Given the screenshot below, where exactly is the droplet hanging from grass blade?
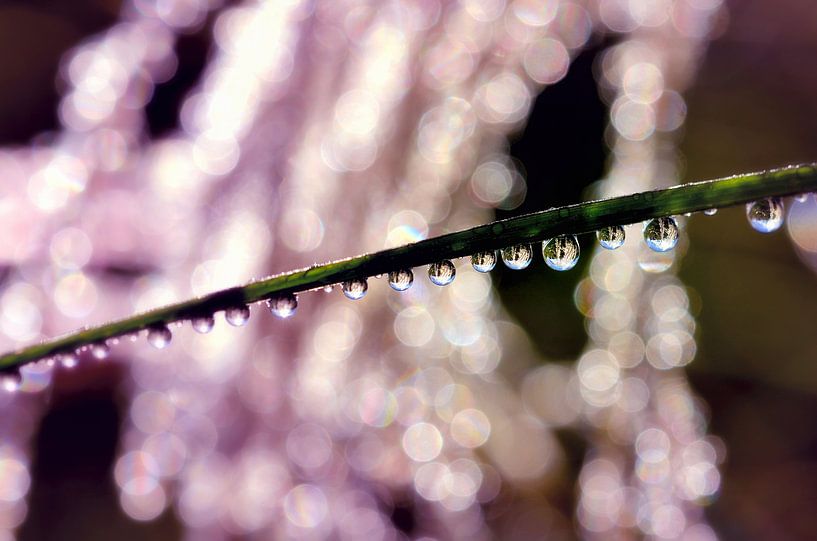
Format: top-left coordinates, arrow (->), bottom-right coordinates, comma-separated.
596,226 -> 625,250
388,269 -> 414,292
746,197 -> 784,233
191,315 -> 215,334
225,306 -> 251,326
342,278 -> 368,300
543,235 -> 580,271
644,217 -> 679,252
268,293 -> 298,318
471,251 -> 497,273
147,326 -> 172,349
90,343 -> 110,360
501,244 -> 532,270
428,261 -> 456,286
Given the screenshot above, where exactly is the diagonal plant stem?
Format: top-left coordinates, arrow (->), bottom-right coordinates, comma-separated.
2,163 -> 816,371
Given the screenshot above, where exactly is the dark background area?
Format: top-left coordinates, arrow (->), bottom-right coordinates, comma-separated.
2,0 -> 817,539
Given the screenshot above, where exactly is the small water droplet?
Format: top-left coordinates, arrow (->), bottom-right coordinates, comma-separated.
191,315 -> 215,334
471,251 -> 497,273
795,193 -> 809,203
1,373 -> 20,393
543,235 -> 580,271
342,278 -> 368,300
225,305 -> 251,326
501,244 -> 533,270
147,326 -> 172,349
704,208 -> 718,216
644,217 -> 679,252
428,260 -> 456,286
596,226 -> 625,250
388,269 -> 414,292
60,352 -> 79,368
323,284 -> 334,293
683,212 -> 692,218
90,343 -> 109,360
746,197 -> 784,233
268,293 -> 298,318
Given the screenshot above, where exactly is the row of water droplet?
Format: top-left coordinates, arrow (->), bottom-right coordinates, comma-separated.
0,196 -> 792,390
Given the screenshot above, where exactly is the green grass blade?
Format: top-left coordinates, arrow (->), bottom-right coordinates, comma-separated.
2,163 -> 815,370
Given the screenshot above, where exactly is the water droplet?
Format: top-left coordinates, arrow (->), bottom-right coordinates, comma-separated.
147,326 -> 172,349
60,352 -> 79,368
191,315 -> 215,334
501,244 -> 533,270
543,235 -> 580,271
644,217 -> 679,252
795,193 -> 809,203
596,226 -> 625,250
90,343 -> 110,360
471,251 -> 497,273
342,278 -> 368,300
1,373 -> 20,393
704,208 -> 718,216
323,285 -> 334,293
225,305 -> 251,326
388,269 -> 414,292
683,212 -> 693,217
746,197 -> 784,233
428,260 -> 456,286
268,293 -> 298,318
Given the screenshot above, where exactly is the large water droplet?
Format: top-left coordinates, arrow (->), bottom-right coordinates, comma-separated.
746,197 -> 784,233
428,260 -> 456,286
191,315 -> 215,334
60,352 -> 79,368
795,193 -> 809,203
704,208 -> 718,216
543,235 -> 580,271
225,305 -> 251,326
342,278 -> 368,300
147,326 -> 172,349
1,373 -> 20,393
388,269 -> 414,292
501,244 -> 532,270
471,251 -> 497,273
90,343 -> 110,360
644,217 -> 679,252
596,226 -> 625,250
268,293 -> 298,318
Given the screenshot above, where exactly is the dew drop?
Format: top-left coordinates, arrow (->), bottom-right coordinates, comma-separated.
795,193 -> 809,203
191,315 -> 215,334
471,251 -> 497,273
225,305 -> 251,326
704,208 -> 718,216
543,235 -> 580,271
342,278 -> 368,300
268,293 -> 298,318
388,269 -> 414,292
90,343 -> 110,360
501,244 -> 533,270
1,373 -> 20,393
746,197 -> 784,233
147,326 -> 172,349
596,226 -> 625,250
644,217 -> 679,252
428,260 -> 456,286
60,352 -> 79,368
